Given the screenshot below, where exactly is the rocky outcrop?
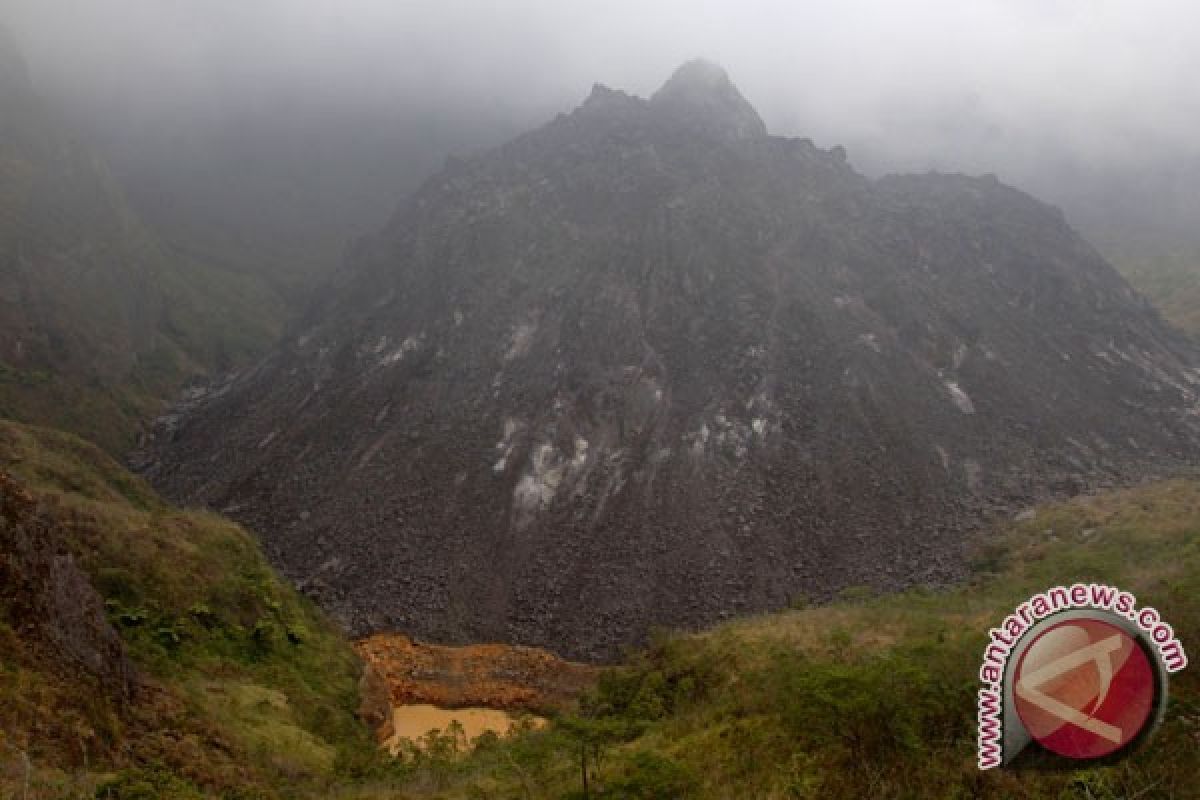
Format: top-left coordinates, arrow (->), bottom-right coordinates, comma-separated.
356,633 -> 597,714
649,59 -> 767,141
0,472 -> 135,700
143,62 -> 1200,660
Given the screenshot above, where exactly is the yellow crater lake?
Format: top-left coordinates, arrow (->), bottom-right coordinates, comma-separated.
384,704 -> 544,753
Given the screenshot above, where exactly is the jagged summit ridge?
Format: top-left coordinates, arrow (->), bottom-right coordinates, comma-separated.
581,81 -> 641,113
580,60 -> 767,142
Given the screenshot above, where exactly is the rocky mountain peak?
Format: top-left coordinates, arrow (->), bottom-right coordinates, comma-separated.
577,82 -> 645,120
584,82 -> 631,105
144,65 -> 1200,661
649,59 -> 766,140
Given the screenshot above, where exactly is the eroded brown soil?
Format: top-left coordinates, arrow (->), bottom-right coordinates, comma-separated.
355,632 -> 599,743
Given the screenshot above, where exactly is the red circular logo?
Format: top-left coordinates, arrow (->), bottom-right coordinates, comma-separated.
1013,617 -> 1156,759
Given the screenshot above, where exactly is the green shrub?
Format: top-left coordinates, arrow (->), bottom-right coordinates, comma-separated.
596,751 -> 697,799
93,763 -> 205,800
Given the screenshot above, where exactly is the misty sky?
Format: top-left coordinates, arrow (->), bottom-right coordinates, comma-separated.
4,0 -> 1198,236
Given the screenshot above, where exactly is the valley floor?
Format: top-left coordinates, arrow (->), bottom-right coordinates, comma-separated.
344,476 -> 1200,800
3,416 -> 1200,798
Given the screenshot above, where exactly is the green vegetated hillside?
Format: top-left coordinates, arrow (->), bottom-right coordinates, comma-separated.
0,419 -> 374,799
1078,216 -> 1200,339
1104,242 -> 1200,338
2,429 -> 1199,799
386,479 -> 1200,800
0,27 -> 286,454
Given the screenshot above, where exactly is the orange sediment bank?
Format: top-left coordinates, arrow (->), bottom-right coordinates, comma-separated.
355,633 -> 600,748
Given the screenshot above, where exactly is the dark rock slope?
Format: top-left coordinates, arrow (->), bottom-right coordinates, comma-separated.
143,61 -> 1200,659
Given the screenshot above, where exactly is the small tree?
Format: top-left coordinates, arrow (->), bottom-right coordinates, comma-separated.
557,714 -> 633,798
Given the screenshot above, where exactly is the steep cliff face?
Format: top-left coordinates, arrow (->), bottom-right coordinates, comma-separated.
0,25 -> 161,388
144,62 -> 1200,659
0,419 -> 371,793
0,27 -> 283,452
0,471 -> 135,701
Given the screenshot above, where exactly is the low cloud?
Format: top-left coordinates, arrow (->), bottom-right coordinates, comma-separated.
5,1 -> 1197,229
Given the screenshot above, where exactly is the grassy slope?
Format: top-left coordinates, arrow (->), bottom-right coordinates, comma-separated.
1094,236 -> 1200,337
0,419 -> 374,799
400,478 -> 1200,799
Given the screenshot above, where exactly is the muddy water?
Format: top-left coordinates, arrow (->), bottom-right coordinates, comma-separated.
357,633 -> 595,754
384,704 -> 545,752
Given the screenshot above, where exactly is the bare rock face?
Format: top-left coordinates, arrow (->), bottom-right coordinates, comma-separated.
649,59 -> 767,141
142,63 -> 1200,660
0,472 -> 135,699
